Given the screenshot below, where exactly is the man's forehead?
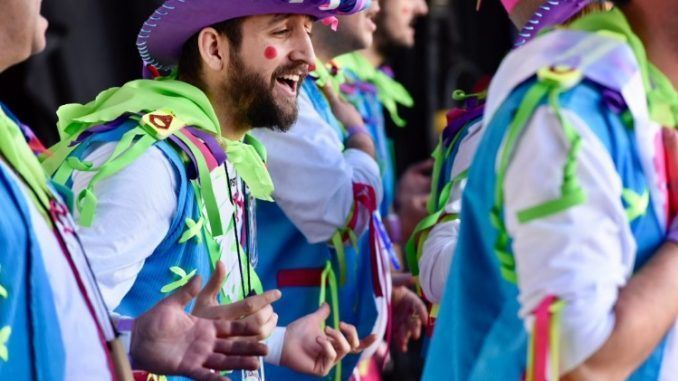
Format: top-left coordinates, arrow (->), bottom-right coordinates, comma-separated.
246,13 -> 315,26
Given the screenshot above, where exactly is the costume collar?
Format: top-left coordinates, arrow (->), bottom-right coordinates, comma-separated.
569,8 -> 677,127
334,52 -> 414,127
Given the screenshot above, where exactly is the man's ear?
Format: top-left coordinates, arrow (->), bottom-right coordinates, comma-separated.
197,27 -> 230,72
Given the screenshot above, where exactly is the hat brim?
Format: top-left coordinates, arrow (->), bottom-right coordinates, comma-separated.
138,0 -> 365,70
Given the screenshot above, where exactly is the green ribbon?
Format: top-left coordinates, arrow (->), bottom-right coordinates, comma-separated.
335,52 -> 414,127
54,77 -> 274,202
568,8 -> 678,128
0,108 -> 52,219
218,134 -> 274,202
310,59 -> 346,96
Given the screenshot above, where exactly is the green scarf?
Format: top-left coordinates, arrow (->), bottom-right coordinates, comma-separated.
569,8 -> 678,128
0,108 -> 52,218
334,52 -> 414,127
56,77 -> 274,200
310,58 -> 346,96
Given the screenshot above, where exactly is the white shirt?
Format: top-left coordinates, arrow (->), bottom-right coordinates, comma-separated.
1,160 -> 111,380
252,89 -> 383,243
418,119 -> 483,303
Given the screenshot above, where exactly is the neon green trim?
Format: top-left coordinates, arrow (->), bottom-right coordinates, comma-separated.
549,300 -> 566,381
310,59 -> 345,96
0,108 -> 52,216
622,188 -> 649,222
160,266 -> 197,293
427,142 -> 444,213
179,217 -> 205,244
0,326 -> 11,362
318,260 -> 341,381
330,231 -> 348,286
217,135 -> 274,202
335,52 -> 414,127
175,132 -> 225,237
76,133 -> 156,227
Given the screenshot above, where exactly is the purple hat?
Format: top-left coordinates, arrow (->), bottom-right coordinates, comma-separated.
137,0 -> 369,72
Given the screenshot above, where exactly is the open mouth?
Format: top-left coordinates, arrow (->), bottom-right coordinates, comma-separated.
275,73 -> 301,96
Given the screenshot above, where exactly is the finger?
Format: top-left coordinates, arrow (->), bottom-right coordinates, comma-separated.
214,338 -> 268,357
188,368 -> 230,381
249,312 -> 278,340
355,333 -> 378,352
196,261 -> 226,307
315,336 -> 337,375
224,290 -> 282,320
408,317 -> 422,341
398,330 -> 411,352
310,303 -> 331,323
391,273 -> 416,288
325,326 -> 351,359
203,354 -> 261,371
320,83 -> 339,104
338,322 -> 360,349
164,275 -> 202,308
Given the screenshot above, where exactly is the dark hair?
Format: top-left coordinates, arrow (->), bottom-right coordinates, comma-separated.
177,18 -> 244,87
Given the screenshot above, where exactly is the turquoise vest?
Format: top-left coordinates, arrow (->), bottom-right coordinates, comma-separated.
423,54 -> 668,381
256,79 -> 381,381
0,103 -> 67,380
47,116 -> 259,381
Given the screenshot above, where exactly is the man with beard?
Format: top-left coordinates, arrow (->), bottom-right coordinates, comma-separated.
335,0 -> 430,250
422,0 -> 678,379
0,0 -> 287,379
41,1 -> 376,380
252,2 -> 427,380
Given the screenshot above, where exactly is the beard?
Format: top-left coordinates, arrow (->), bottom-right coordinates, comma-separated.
226,51 -> 305,132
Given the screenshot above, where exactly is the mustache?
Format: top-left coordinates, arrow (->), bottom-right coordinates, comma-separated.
272,62 -> 310,80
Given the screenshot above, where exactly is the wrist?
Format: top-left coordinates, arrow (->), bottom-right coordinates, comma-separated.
346,125 -> 369,139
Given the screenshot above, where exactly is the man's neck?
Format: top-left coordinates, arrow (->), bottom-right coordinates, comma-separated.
623,4 -> 678,88
208,93 -> 248,141
360,44 -> 385,68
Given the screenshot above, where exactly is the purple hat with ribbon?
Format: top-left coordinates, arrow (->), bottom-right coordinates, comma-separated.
137,0 -> 369,73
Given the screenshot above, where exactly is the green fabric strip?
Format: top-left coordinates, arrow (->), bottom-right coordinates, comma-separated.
335,52 -> 414,127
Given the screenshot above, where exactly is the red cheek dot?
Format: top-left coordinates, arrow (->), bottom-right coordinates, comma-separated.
264,46 -> 278,60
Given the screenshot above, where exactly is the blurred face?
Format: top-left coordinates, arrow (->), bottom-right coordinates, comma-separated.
0,0 -> 48,71
217,14 -> 316,130
376,0 -> 428,48
335,0 -> 382,51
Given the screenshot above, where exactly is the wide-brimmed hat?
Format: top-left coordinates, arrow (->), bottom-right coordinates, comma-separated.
137,0 -> 369,73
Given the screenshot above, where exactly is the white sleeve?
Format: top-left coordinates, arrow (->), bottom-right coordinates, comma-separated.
72,142 -> 178,311
252,92 -> 382,244
419,219 -> 458,303
504,106 -> 636,374
263,326 -> 287,365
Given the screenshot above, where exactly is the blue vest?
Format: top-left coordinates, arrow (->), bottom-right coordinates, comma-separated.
0,103 -> 66,380
423,77 -> 667,380
256,79 -> 380,381
51,118 -> 255,381
342,69 -> 396,219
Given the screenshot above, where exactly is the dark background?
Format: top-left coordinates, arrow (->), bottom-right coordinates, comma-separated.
0,0 -> 512,175
0,2 -> 512,378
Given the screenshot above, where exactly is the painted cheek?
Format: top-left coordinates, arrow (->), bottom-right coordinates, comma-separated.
264,46 -> 278,60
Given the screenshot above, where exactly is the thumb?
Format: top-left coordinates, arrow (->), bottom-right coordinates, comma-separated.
165,275 -> 202,308
311,303 -> 332,323
196,261 -> 226,305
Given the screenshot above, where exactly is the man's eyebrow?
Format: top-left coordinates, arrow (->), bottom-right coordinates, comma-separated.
267,14 -> 292,26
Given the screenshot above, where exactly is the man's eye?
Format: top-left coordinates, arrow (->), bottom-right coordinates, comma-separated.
273,29 -> 290,35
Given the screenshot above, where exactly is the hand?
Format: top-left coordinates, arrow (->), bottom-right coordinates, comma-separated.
391,286 -> 428,353
192,261 -> 280,340
131,275 -> 268,381
321,83 -> 365,129
280,304 -> 378,376
397,159 -> 433,239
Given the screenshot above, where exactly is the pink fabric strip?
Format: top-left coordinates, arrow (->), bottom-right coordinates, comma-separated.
533,295 -> 556,381
180,129 -> 218,171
